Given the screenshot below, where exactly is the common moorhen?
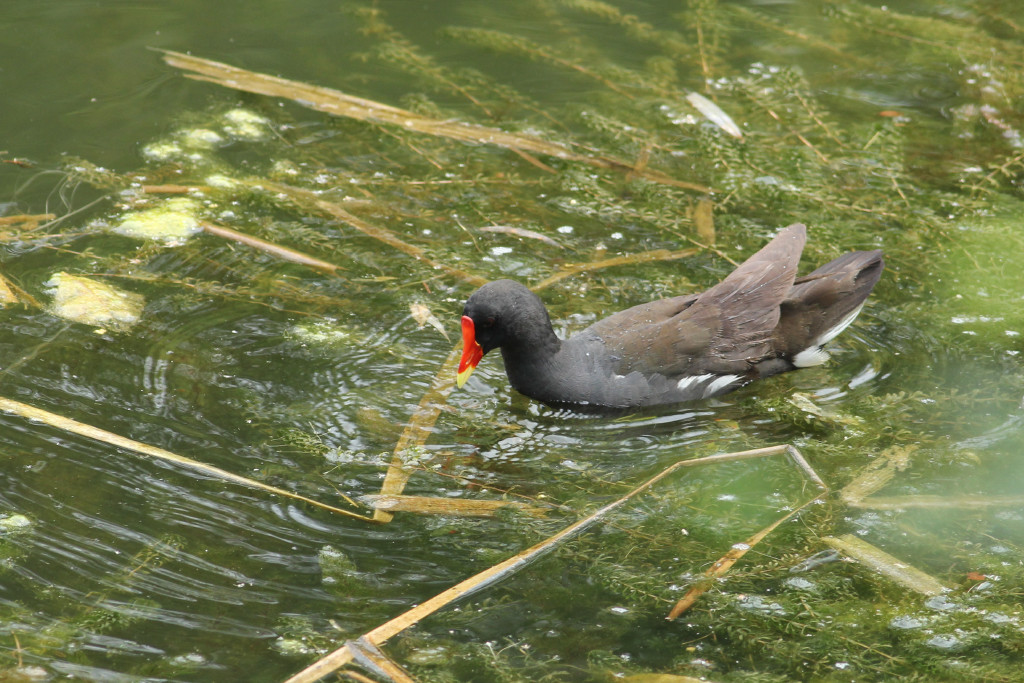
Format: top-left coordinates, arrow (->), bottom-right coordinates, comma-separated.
457,224 -> 883,409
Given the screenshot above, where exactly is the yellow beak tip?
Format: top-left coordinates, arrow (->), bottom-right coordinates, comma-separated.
456,367 -> 474,388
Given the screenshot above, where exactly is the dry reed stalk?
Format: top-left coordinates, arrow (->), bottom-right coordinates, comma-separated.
141,184 -> 202,194
361,494 -> 548,518
0,213 -> 57,227
159,50 -> 711,192
0,396 -> 374,523
200,221 -> 343,274
532,248 -> 699,290
849,495 -> 1024,510
374,345 -> 461,522
345,638 -> 417,683
261,182 -> 488,287
285,445 -> 815,682
839,445 -> 916,505
666,492 -> 825,620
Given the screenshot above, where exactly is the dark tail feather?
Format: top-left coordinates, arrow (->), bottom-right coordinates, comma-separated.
775,250 -> 884,366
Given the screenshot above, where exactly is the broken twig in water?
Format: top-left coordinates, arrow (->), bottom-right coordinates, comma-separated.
849,494 -> 1024,510
262,181 -> 488,287
158,50 -> 711,192
0,396 -> 375,523
374,345 -> 461,523
667,492 -> 825,620
285,444 -> 818,682
360,494 -> 549,518
338,669 -> 381,683
345,638 -> 416,683
0,213 -> 57,229
532,248 -> 699,290
665,444 -> 828,619
479,224 -> 564,249
200,221 -> 344,275
141,184 -> 204,194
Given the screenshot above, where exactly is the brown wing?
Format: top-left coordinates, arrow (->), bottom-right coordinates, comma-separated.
586,224 -> 807,377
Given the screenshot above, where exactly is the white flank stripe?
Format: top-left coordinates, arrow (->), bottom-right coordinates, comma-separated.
704,374 -> 742,398
677,373 -> 714,392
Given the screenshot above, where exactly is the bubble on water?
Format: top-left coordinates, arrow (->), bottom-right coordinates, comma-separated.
926,634 -> 965,651
925,595 -> 960,612
889,615 -> 928,630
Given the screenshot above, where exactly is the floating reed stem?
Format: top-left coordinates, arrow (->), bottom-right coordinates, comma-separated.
0,397 -> 374,523
286,444 -> 822,682
159,50 -> 711,192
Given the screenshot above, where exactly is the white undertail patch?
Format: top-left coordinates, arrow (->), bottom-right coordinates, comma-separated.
792,303 -> 866,368
792,346 -> 832,368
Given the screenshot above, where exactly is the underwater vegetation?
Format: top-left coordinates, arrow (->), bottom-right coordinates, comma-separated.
1,1 -> 1024,681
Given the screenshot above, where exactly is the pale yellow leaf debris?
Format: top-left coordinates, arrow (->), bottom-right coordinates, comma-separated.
686,92 -> 743,139
410,303 -> 450,340
0,274 -> 17,306
46,272 -> 144,331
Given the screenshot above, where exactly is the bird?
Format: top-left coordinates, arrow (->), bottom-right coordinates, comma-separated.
456,224 -> 883,410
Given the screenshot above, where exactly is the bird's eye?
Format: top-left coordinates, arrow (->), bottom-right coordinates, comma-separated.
483,316 -> 496,328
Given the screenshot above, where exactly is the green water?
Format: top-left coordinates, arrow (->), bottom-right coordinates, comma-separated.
2,1 -> 1023,681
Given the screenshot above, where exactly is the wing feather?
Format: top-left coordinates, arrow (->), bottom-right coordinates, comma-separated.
582,224 -> 806,377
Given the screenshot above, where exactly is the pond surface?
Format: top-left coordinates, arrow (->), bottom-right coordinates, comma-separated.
2,1 -> 1023,681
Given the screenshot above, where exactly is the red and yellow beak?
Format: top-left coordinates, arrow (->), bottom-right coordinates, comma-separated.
457,315 -> 483,388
